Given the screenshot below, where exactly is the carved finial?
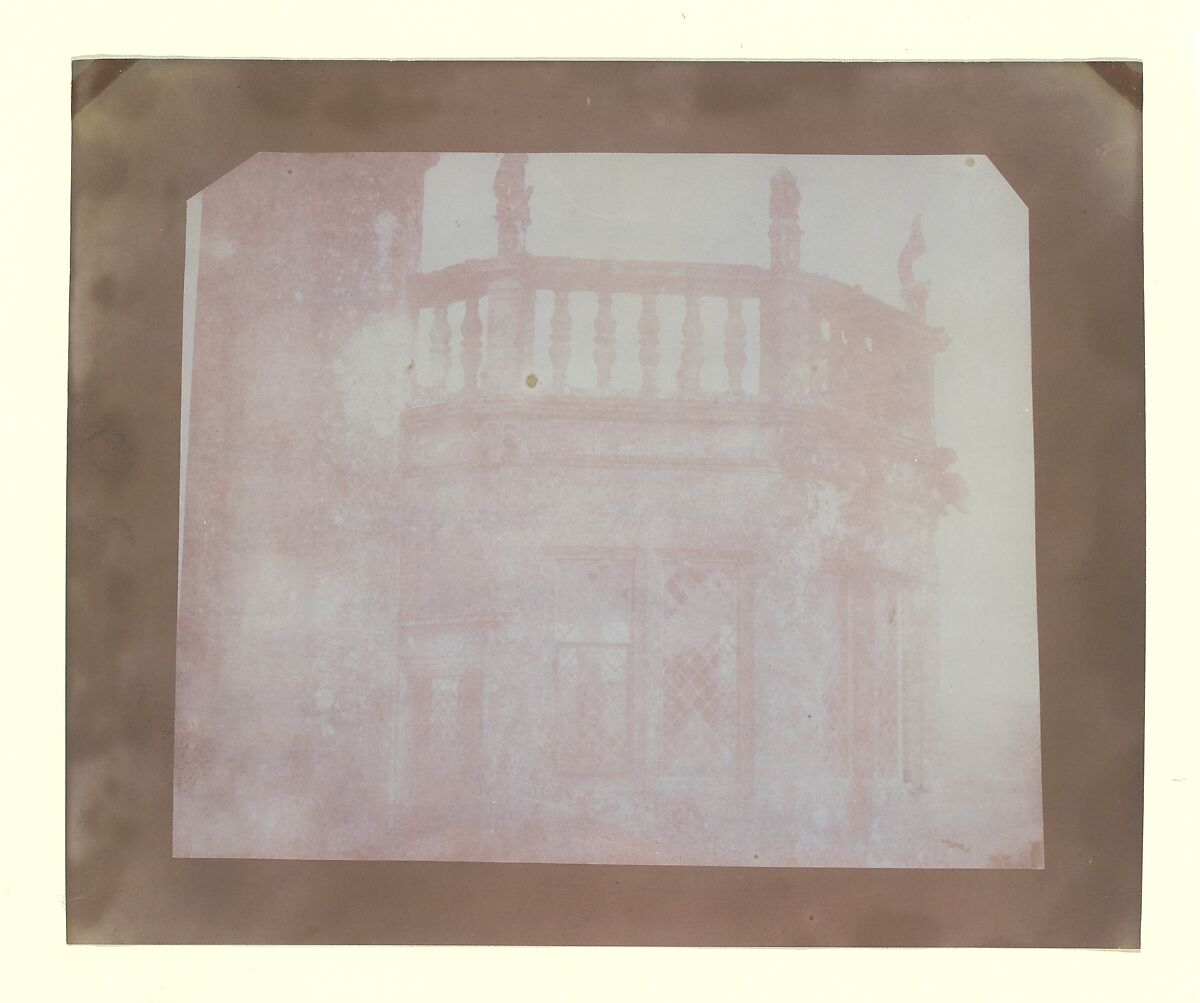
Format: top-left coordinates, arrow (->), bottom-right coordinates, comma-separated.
494,153 -> 532,258
769,167 -> 802,272
898,212 -> 931,321
770,167 -> 800,220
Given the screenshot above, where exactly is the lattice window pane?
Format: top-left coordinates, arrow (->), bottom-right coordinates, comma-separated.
827,581 -> 907,782
661,563 -> 738,777
556,644 -> 629,776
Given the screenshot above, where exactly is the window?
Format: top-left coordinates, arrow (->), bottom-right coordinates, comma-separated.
553,556 -> 635,776
659,559 -> 741,779
549,549 -> 752,785
825,579 -> 905,782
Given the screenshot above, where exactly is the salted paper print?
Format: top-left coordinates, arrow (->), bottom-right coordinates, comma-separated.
174,153 -> 1042,868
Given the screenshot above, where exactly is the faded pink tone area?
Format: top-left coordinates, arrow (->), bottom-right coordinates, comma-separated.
174,153 -> 1043,867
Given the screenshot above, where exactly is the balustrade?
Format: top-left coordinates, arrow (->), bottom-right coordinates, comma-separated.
403,160 -> 934,409
424,302 -> 451,399
548,289 -> 572,389
724,296 -> 748,395
460,297 -> 483,395
637,293 -> 660,395
409,257 -> 766,403
678,293 -> 704,394
592,289 -> 617,390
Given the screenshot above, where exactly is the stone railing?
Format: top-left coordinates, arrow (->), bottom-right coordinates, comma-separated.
407,255 -> 770,401
401,158 -> 943,414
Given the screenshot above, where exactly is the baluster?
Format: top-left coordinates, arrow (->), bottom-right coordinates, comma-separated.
460,296 -> 483,395
549,289 -> 572,389
724,296 -> 748,395
593,290 -> 617,390
427,302 -> 451,395
403,304 -> 420,401
638,293 -> 661,395
679,293 -> 703,394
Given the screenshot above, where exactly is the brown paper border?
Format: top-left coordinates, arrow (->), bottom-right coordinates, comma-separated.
66,59 -> 1144,946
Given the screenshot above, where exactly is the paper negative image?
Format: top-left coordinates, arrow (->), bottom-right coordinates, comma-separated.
173,153 -> 1043,867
